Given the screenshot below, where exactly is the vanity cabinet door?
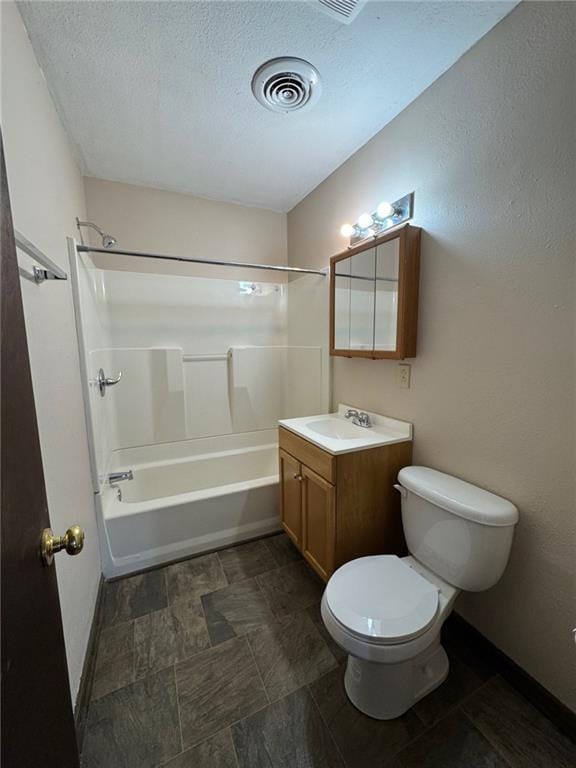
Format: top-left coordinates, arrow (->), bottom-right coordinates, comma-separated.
279,449 -> 303,546
301,466 -> 335,581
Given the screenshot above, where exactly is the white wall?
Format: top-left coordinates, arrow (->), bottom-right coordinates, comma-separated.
288,2 -> 576,710
0,2 -> 101,705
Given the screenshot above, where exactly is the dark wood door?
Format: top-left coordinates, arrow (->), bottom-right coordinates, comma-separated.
1,135 -> 80,766
279,448 -> 302,547
301,465 -> 335,582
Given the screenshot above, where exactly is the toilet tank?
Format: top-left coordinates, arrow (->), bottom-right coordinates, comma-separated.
397,467 -> 519,592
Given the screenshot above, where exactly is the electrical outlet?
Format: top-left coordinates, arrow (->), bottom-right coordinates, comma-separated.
398,363 -> 411,389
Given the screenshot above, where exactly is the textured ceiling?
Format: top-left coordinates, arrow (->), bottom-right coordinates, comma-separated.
18,0 -> 518,211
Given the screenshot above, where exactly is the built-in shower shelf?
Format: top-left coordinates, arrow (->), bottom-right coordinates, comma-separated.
183,353 -> 229,362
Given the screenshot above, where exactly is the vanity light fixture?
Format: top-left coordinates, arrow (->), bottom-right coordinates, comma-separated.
339,192 -> 414,246
340,223 -> 356,238
376,201 -> 395,219
357,212 -> 374,230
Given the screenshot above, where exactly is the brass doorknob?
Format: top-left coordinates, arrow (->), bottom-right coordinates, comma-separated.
41,525 -> 85,566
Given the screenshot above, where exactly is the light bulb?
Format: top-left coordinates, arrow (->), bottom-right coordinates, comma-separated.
340,223 -> 355,238
357,212 -> 373,229
377,201 -> 395,219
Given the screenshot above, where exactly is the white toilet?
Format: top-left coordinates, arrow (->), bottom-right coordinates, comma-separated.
321,466 -> 519,720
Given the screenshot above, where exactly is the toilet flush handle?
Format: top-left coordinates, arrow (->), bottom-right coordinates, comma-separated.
393,483 -> 407,498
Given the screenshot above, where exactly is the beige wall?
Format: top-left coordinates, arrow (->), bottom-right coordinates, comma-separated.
289,2 -> 576,710
0,2 -> 101,704
84,177 -> 287,282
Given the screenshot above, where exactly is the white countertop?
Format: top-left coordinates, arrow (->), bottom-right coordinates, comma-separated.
279,404 -> 412,455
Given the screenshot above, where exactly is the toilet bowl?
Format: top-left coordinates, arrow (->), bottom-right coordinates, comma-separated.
321,466 -> 518,720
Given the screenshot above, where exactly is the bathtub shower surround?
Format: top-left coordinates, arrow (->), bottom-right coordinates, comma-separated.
100,269 -> 325,448
70,247 -> 329,576
108,347 -> 187,447
229,345 -> 323,432
105,433 -> 279,574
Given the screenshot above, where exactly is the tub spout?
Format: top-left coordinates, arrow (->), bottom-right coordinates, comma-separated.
108,470 -> 134,484
108,470 -> 133,501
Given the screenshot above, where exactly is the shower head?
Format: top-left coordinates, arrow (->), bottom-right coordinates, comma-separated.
76,218 -> 117,249
101,233 -> 117,249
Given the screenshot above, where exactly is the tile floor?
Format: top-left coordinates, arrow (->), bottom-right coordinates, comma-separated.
81,534 -> 576,768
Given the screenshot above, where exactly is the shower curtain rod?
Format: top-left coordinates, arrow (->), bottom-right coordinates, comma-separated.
76,244 -> 327,276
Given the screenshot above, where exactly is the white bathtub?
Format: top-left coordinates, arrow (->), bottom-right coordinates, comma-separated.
100,430 -> 280,578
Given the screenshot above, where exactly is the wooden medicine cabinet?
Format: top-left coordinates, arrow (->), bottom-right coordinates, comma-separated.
330,223 -> 421,359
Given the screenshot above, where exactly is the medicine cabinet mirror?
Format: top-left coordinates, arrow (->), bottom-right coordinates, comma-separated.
330,223 -> 421,359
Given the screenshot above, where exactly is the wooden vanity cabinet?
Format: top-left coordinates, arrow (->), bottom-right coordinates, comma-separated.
279,449 -> 303,547
279,426 -> 412,581
301,465 -> 336,581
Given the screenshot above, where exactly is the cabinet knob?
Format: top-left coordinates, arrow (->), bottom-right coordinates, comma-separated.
293,474 -> 303,482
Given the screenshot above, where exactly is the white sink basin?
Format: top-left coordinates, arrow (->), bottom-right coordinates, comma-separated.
307,418 -> 366,440
279,405 -> 412,455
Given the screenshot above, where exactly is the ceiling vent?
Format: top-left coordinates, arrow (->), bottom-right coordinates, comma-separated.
316,0 -> 367,24
251,58 -> 321,113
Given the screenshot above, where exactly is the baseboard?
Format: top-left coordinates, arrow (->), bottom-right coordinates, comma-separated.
74,576 -> 105,754
445,613 -> 576,743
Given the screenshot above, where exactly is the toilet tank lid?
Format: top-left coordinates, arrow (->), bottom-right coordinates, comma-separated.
398,466 -> 519,527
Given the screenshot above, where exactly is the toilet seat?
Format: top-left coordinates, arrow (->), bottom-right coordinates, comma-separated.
325,555 -> 439,645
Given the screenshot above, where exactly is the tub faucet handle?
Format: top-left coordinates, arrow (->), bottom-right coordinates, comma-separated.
97,368 -> 122,397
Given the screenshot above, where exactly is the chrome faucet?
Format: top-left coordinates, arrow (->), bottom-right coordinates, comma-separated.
344,409 -> 372,428
108,470 -> 133,501
108,470 -> 134,484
